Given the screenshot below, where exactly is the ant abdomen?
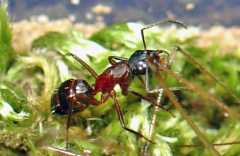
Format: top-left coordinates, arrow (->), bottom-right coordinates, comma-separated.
51,79 -> 97,115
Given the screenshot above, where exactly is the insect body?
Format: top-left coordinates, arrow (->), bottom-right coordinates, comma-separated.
50,20 -> 189,155
51,79 -> 98,115
51,53 -> 162,150
94,61 -> 132,96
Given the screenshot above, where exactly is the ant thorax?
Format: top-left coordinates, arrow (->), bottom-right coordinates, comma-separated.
94,62 -> 132,94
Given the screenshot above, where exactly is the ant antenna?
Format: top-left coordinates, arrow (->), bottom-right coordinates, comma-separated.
141,19 -> 187,51
67,53 -> 98,79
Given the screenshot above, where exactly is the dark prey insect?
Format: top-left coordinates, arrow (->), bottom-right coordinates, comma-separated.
50,19 -> 240,156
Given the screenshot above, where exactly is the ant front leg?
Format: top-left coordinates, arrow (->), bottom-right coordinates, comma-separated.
110,90 -> 153,143
128,88 -> 175,117
141,89 -> 164,156
66,105 -> 72,149
139,19 -> 187,115
118,79 -> 174,116
160,62 -> 238,118
173,45 -> 240,104
156,74 -> 221,156
141,48 -> 185,155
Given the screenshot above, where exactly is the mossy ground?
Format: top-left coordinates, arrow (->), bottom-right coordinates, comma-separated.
1,3 -> 240,156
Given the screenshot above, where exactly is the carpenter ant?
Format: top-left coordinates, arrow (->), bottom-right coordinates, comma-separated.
50,19 -> 240,156
51,20 -> 187,150
51,48 -> 173,149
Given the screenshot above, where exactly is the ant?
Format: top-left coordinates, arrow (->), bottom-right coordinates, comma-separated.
51,19 -> 184,155
50,19 -> 240,156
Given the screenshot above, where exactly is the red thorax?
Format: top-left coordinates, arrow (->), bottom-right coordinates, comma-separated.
93,62 -> 132,95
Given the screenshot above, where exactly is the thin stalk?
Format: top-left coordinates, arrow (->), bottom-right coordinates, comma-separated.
157,74 -> 220,156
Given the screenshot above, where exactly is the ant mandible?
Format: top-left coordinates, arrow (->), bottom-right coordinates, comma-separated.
51,19 -> 240,156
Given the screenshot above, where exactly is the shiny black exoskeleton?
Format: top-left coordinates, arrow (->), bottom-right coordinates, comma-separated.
51,79 -> 99,115
128,50 -> 168,76
128,50 -> 147,75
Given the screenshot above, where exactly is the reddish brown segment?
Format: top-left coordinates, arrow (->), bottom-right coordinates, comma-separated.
51,79 -> 99,115
94,62 -> 132,96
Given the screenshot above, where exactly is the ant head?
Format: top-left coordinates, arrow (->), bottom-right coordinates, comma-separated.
128,50 -> 160,76
128,49 -> 170,76
128,50 -> 147,76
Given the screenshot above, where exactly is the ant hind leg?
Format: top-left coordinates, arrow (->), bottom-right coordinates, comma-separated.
173,45 -> 240,105
110,90 -> 154,143
66,105 -> 73,149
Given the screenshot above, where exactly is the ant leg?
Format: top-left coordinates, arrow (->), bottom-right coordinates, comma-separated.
146,51 -> 237,118
68,53 -> 98,79
138,76 -> 186,92
142,89 -> 164,156
128,89 -> 175,117
100,93 -> 110,104
156,74 -> 221,156
140,21 -> 188,153
44,146 -> 84,156
168,46 -> 179,67
152,66 -> 240,151
173,46 -> 240,104
146,87 -> 187,94
108,56 -> 128,65
66,104 -> 73,149
160,67 -> 238,118
110,90 -> 153,143
141,19 -> 187,50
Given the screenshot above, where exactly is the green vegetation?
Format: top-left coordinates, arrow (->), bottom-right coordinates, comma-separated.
1,4 -> 240,156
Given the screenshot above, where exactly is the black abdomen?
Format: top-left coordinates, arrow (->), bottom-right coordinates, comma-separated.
51,79 -> 95,115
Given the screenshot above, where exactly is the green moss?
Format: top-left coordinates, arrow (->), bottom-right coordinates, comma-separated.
1,2 -> 240,156
0,3 -> 14,73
